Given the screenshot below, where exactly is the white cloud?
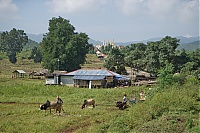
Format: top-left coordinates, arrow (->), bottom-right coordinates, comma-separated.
145,0 -> 179,19
115,0 -> 146,15
115,0 -> 199,21
0,0 -> 18,21
113,0 -> 199,39
45,0 -> 199,22
178,0 -> 199,21
45,0 -> 109,14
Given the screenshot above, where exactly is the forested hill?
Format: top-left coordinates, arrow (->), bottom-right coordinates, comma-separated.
26,33 -> 199,51
177,41 -> 200,51
24,39 -> 39,50
27,33 -> 43,43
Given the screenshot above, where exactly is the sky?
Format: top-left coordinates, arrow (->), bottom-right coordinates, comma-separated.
0,0 -> 199,42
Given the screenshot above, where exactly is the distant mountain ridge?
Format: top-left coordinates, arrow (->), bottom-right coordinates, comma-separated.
27,33 -> 44,43
114,36 -> 199,46
27,33 -> 199,51
177,41 -> 200,51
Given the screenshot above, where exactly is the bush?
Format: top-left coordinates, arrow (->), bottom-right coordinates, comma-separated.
107,115 -> 131,133
184,75 -> 200,86
157,63 -> 174,89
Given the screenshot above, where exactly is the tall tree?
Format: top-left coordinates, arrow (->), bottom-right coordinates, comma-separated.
145,41 -> 160,75
124,43 -> 146,72
29,46 -> 42,63
104,47 -> 127,75
174,49 -> 189,71
100,44 -> 113,54
180,48 -> 200,77
158,36 -> 180,67
0,28 -> 28,63
40,16 -> 89,72
144,36 -> 180,75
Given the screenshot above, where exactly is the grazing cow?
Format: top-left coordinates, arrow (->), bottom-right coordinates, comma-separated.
81,99 -> 95,109
40,100 -> 62,113
115,101 -> 127,110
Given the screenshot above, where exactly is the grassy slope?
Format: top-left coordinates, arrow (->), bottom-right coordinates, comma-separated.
0,55 -> 199,133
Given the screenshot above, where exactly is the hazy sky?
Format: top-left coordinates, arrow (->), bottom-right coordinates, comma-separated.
0,0 -> 199,42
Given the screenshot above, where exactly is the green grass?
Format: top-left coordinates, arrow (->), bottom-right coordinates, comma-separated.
0,77 -> 199,133
0,78 -> 133,132
0,57 -> 199,132
82,54 -> 104,68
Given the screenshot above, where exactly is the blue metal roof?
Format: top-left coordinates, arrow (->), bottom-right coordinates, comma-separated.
73,75 -> 105,80
115,75 -> 130,80
65,69 -> 128,81
66,69 -> 120,76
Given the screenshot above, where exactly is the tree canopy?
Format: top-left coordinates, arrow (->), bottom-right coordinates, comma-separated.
104,47 -> 127,75
104,36 -> 199,78
0,28 -> 28,63
40,16 -> 90,72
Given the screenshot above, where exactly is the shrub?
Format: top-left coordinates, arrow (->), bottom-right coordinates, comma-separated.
184,75 -> 199,86
107,115 -> 131,133
157,63 -> 174,89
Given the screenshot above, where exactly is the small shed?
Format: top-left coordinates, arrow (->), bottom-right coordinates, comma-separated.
12,70 -> 26,78
45,70 -> 68,85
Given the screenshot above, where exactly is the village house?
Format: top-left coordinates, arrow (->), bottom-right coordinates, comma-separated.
45,69 -> 130,88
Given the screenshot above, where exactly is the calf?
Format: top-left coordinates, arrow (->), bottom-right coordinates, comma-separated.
40,100 -> 62,113
81,99 -> 95,109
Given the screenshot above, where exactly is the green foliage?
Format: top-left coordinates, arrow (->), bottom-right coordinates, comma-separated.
177,41 -> 200,51
96,123 -> 110,133
146,36 -> 180,74
100,44 -> 113,54
144,41 -> 160,75
157,63 -> 175,89
0,50 -> 199,133
122,36 -> 182,76
124,43 -> 146,71
174,49 -> 189,70
40,16 -> 89,72
172,73 -> 186,85
107,115 -> 131,133
121,36 -> 199,77
87,44 -> 95,54
104,47 -> 127,75
157,62 -> 199,91
23,39 -> 39,50
0,59 -> 199,133
185,49 -> 200,74
29,46 -> 42,63
0,28 -> 28,64
0,52 -> 7,60
184,75 -> 200,87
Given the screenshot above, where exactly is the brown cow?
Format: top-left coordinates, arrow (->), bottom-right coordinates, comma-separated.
81,99 -> 95,109
40,100 -> 63,113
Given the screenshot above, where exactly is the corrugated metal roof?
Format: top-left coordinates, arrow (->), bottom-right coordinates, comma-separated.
115,75 -> 130,80
73,75 -> 105,80
13,70 -> 26,73
66,69 -> 120,76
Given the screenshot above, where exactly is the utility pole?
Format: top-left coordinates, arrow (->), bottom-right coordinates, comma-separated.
58,59 -> 60,70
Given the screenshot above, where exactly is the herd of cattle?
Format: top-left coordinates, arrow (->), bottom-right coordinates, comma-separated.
39,96 -> 133,114
39,97 -> 96,114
